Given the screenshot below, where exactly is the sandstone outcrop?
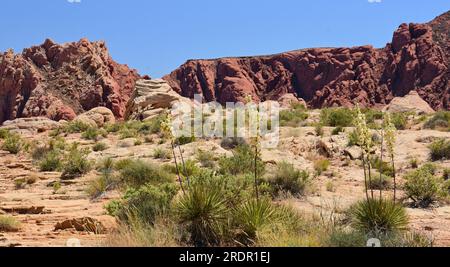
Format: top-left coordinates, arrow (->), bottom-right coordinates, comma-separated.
74,107 -> 116,128
383,91 -> 435,114
0,38 -> 141,124
125,79 -> 189,120
164,11 -> 449,111
0,117 -> 60,136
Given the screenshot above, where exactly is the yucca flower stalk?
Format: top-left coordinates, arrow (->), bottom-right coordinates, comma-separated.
246,95 -> 262,201
161,114 -> 185,194
354,105 -> 374,200
383,112 -> 397,202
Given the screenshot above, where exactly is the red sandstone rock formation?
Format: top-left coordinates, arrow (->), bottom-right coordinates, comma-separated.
0,38 -> 141,124
164,11 -> 449,110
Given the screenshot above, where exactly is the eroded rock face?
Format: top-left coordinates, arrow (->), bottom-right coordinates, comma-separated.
0,117 -> 60,136
164,12 -> 449,111
0,38 -> 141,124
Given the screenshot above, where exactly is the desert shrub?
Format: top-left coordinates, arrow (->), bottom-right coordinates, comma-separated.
196,149 -> 216,168
81,127 -> 100,140
326,181 -> 336,192
119,160 -> 173,188
314,158 -> 330,175
176,179 -> 229,246
429,138 -> 450,161
315,123 -> 324,137
0,129 -> 10,139
363,109 -> 384,124
279,105 -> 309,127
61,144 -> 92,180
180,160 -> 200,178
349,198 -> 409,234
391,112 -> 408,130
369,173 -> 392,190
109,183 -> 178,225
332,126 -> 344,136
153,148 -> 172,160
0,215 -> 21,232
409,157 -> 419,169
105,123 -> 122,133
320,108 -> 355,127
326,229 -> 368,247
370,156 -> 394,177
87,158 -> 118,199
175,136 -> 196,146
114,158 -> 134,171
1,133 -> 23,154
424,111 -> 450,130
119,127 -> 139,139
14,178 -> 26,189
269,162 -> 310,196
63,120 -> 90,133
443,168 -> 450,180
93,142 -> 108,152
347,130 -> 359,147
39,150 -> 62,172
220,137 -> 247,150
219,144 -> 264,176
404,165 -> 447,207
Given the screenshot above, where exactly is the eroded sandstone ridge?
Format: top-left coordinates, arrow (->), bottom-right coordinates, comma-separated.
164,11 -> 449,110
0,38 -> 141,124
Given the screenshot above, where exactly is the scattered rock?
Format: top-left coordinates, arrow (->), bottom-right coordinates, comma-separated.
344,146 -> 363,160
1,206 -> 45,215
1,117 -> 60,136
74,107 -> 115,128
278,94 -> 307,109
117,138 -> 137,148
54,217 -> 106,234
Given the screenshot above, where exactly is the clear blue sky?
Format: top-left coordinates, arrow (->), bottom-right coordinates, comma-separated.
0,0 -> 448,78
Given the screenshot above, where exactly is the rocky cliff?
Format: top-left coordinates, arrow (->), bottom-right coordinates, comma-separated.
0,38 -> 141,124
164,11 -> 449,110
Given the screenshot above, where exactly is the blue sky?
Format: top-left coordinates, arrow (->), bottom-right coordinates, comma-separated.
0,0 -> 448,78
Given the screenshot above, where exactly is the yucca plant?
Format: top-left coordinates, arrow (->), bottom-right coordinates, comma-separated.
350,198 -> 409,234
176,181 -> 229,246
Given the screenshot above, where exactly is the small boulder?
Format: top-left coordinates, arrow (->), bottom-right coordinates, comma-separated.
383,91 -> 435,115
1,117 -> 60,136
74,107 -> 115,128
278,94 -> 307,109
54,217 -> 106,234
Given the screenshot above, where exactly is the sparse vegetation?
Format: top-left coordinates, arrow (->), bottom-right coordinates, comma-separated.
1,133 -> 23,154
404,164 -> 447,207
320,108 -> 355,127
332,126 -> 344,135
0,215 -> 21,232
93,142 -> 108,152
196,149 -> 216,168
153,148 -> 172,160
219,144 -> 264,176
279,104 -> 309,127
269,161 -> 311,196
424,111 -> 450,131
429,138 -> 450,161
118,160 -> 173,188
314,158 -> 330,176
39,150 -> 62,172
61,144 -> 92,180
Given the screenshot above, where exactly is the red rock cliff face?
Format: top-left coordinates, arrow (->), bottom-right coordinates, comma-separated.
0,38 -> 141,124
164,12 -> 449,110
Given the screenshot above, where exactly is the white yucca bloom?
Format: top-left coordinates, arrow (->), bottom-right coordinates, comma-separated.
354,105 -> 372,153
383,112 -> 396,156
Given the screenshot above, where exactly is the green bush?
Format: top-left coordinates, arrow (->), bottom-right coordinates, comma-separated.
429,138 -> 450,161
220,137 -> 247,150
424,111 -> 450,130
349,198 -> 409,234
332,126 -> 344,135
153,148 -> 172,160
119,160 -> 173,188
119,127 -> 139,139
443,168 -> 450,180
63,120 -> 91,133
87,158 -> 117,199
370,156 -> 394,177
314,158 -> 330,175
39,150 -> 62,172
81,127 -> 100,140
109,183 -> 178,225
0,215 -> 21,232
219,145 -> 265,176
196,149 -> 216,168
369,173 -> 392,190
0,129 -> 10,139
176,179 -> 228,246
269,162 -> 310,196
1,133 -> 23,154
320,108 -> 355,127
61,144 -> 92,180
279,105 -> 309,127
93,142 -> 108,152
404,165 -> 447,207
391,113 -> 408,130
175,136 -> 196,146
347,130 -> 359,147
